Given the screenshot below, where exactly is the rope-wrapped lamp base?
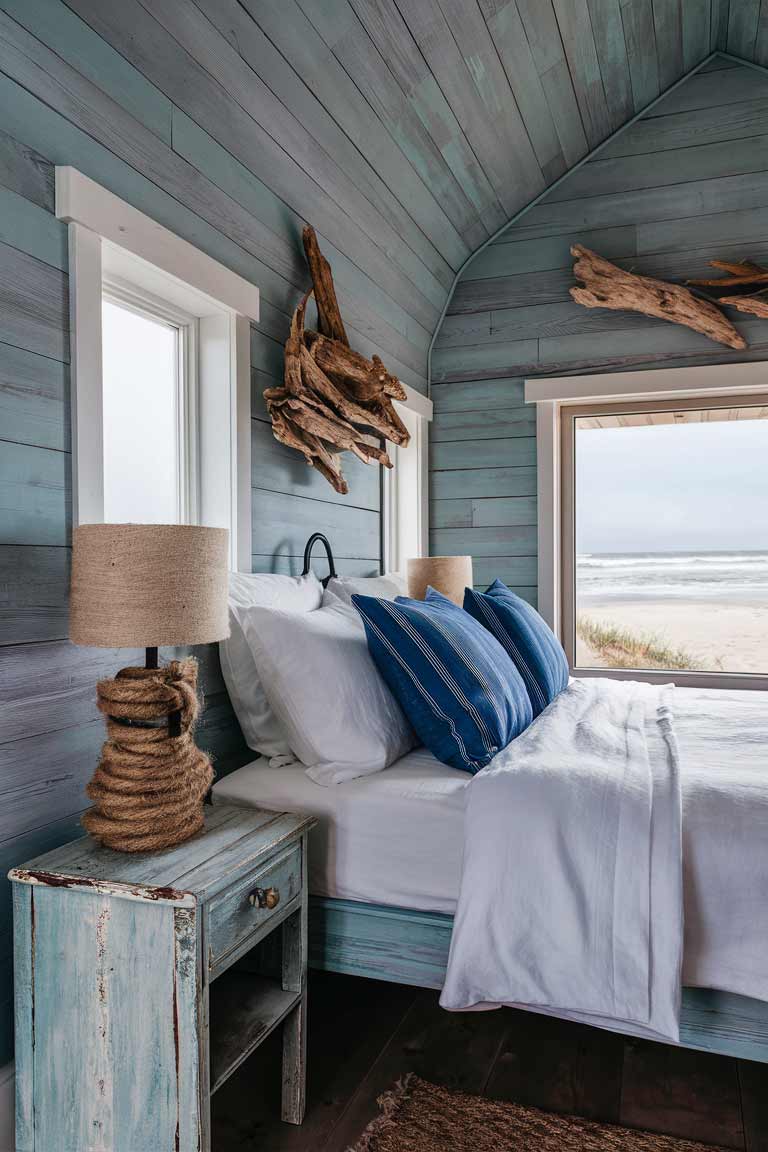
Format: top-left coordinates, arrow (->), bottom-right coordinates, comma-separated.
83,658 -> 214,853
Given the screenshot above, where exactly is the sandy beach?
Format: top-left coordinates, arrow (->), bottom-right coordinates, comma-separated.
576,599 -> 768,674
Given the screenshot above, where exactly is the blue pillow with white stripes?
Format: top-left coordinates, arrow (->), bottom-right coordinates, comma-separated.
351,588 -> 532,774
462,579 -> 569,718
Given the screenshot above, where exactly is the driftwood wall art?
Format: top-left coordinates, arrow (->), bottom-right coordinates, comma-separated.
266,226 -> 410,494
570,245 -> 746,350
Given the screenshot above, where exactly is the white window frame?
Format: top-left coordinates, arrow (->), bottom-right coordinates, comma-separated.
383,385 -> 432,574
526,360 -> 768,690
57,167 -> 259,571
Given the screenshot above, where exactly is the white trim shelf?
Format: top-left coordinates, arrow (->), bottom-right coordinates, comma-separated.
56,167 -> 259,320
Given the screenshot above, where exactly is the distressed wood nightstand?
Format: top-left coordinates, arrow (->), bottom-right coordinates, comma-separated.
9,803 -> 316,1152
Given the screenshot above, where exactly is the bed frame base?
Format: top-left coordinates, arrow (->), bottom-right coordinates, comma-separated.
309,897 -> 768,1064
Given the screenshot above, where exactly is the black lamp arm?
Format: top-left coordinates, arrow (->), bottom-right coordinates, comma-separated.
301,533 -> 338,588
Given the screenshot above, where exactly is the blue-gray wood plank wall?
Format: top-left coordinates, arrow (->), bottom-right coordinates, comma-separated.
0,0 -> 439,1063
430,56 -> 768,608
0,0 -> 729,1065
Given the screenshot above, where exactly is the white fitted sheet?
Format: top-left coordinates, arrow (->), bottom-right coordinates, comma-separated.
214,746 -> 468,912
213,685 -> 768,1002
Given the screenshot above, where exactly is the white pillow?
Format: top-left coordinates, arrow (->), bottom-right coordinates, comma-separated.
324,572 -> 407,606
219,571 -> 322,756
241,591 -> 415,785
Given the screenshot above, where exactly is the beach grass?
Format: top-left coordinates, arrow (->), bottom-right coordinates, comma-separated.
576,615 -> 698,671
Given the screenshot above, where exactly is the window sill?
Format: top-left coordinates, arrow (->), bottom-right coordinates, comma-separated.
570,667 -> 768,692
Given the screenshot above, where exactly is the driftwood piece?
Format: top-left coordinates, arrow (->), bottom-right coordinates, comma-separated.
307,332 -> 408,402
717,295 -> 768,319
299,344 -> 382,425
306,434 -> 343,482
283,291 -> 309,395
684,256 -> 768,321
312,455 -> 348,493
570,245 -> 746,350
283,403 -> 369,464
266,226 -> 410,491
270,405 -> 349,493
358,399 -> 410,447
298,348 -> 403,452
302,226 -> 348,345
269,406 -> 314,463
687,260 -> 768,287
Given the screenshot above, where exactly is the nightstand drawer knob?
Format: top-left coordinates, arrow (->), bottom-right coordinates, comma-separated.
248,886 -> 280,910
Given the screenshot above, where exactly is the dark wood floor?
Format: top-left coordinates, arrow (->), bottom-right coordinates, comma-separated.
212,971 -> 768,1151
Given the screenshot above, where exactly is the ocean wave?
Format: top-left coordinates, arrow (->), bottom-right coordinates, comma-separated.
576,552 -> 768,600
578,552 -> 768,570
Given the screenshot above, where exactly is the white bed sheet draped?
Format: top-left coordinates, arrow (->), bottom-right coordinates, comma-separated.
440,679 -> 684,1042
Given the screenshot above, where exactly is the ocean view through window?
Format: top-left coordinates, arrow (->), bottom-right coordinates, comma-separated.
562,396 -> 768,677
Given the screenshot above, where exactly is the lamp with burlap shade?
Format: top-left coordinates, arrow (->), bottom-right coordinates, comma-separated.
406,555 -> 473,606
70,524 -> 230,854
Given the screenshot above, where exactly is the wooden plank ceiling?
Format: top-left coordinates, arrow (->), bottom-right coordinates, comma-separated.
38,0 -> 730,390
342,0 -> 717,246
65,0 -> 729,296
253,0 -> 723,264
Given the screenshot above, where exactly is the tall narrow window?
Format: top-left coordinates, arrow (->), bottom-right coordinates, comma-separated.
384,404 -> 428,573
562,396 -> 768,679
101,290 -> 194,524
59,167 -> 259,570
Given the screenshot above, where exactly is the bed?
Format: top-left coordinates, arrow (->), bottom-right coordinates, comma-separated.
213,684 -> 768,1063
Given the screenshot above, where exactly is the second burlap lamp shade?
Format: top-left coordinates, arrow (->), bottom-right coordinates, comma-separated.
70,524 -> 229,853
407,555 -> 473,606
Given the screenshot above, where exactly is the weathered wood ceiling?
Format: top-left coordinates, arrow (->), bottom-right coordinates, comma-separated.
300,0 -> 720,248
18,0 -> 716,401
34,0 -> 735,393
252,0 -> 726,261
65,0 -> 730,275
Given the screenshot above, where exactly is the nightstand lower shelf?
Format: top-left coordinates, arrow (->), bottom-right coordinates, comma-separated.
210,972 -> 301,1094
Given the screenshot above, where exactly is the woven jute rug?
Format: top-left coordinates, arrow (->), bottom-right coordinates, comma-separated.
348,1075 -> 727,1152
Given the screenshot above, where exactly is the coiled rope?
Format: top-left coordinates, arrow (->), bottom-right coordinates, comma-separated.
83,658 -> 214,853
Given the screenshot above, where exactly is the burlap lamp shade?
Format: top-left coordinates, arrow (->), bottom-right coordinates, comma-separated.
70,524 -> 230,854
406,555 -> 473,606
70,524 -> 229,648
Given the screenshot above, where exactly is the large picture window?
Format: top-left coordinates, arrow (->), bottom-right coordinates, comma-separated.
561,394 -> 768,681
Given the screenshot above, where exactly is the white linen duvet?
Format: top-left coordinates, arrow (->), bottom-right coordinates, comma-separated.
440,678 -> 684,1041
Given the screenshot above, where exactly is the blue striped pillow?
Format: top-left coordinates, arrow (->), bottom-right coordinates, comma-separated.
462,580 -> 569,718
351,588 -> 532,773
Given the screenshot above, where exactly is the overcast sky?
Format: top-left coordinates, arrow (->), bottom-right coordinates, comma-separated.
575,417 -> 768,554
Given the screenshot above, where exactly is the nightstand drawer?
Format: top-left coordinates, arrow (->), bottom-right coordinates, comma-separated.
207,843 -> 302,975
